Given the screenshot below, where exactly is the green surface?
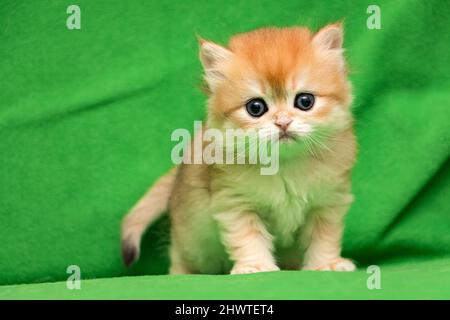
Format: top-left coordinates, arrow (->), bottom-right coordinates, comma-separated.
1,259 -> 449,299
1,0 -> 449,299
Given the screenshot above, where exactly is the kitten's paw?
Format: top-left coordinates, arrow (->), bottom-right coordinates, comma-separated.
231,263 -> 280,275
303,257 -> 356,272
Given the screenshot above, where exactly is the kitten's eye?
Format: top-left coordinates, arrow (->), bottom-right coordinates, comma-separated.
245,98 -> 268,117
294,93 -> 315,111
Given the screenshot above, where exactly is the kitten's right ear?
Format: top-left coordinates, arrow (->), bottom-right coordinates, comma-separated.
312,22 -> 346,72
313,22 -> 344,52
198,38 -> 233,90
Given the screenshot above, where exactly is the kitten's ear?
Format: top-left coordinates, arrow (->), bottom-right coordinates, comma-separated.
199,39 -> 233,70
313,22 -> 344,52
313,22 -> 346,72
198,38 -> 233,90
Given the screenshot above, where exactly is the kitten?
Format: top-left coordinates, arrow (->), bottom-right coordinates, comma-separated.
121,23 -> 357,274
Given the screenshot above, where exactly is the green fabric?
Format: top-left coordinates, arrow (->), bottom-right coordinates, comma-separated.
0,0 -> 449,299
1,259 -> 450,299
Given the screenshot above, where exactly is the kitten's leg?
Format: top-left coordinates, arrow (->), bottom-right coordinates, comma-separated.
215,211 -> 279,274
169,242 -> 191,275
301,204 -> 355,271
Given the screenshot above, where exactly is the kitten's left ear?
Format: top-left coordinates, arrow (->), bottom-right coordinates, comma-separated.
198,38 -> 233,91
313,22 -> 344,51
199,39 -> 233,70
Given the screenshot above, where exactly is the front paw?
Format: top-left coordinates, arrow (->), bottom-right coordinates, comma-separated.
303,257 -> 356,272
231,263 -> 280,275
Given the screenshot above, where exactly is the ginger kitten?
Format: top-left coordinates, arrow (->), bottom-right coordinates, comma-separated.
122,23 -> 357,274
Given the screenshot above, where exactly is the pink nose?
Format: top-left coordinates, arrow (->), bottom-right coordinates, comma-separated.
275,118 -> 293,131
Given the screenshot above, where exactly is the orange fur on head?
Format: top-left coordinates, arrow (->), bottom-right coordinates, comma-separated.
200,23 -> 352,139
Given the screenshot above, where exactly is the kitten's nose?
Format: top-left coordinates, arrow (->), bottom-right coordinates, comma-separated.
275,115 -> 293,131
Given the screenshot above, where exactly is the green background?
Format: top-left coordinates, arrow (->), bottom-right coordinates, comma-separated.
0,0 -> 449,299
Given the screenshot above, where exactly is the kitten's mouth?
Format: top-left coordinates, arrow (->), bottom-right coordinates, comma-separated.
278,132 -> 296,142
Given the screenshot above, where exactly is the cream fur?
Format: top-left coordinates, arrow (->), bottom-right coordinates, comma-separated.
121,23 -> 357,274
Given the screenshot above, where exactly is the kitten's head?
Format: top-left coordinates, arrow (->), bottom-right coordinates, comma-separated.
200,23 -> 352,144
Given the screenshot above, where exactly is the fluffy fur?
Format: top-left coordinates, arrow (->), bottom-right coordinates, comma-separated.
122,23 -> 357,274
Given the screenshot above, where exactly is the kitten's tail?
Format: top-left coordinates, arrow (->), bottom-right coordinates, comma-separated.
121,167 -> 178,267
